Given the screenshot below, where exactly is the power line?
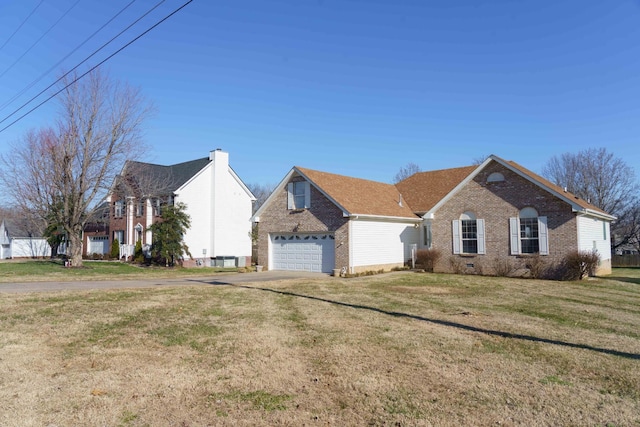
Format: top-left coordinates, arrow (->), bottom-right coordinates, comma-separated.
0,0 -> 167,124
0,0 -> 194,135
0,0 -> 142,114
0,0 -> 45,51
0,0 -> 82,80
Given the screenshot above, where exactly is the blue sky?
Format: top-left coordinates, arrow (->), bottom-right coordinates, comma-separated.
0,0 -> 639,188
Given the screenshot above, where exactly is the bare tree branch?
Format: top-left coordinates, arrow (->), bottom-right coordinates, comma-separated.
393,162 -> 421,184
541,147 -> 640,250
247,182 -> 276,214
0,69 -> 153,266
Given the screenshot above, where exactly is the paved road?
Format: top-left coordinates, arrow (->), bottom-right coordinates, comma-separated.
0,271 -> 331,293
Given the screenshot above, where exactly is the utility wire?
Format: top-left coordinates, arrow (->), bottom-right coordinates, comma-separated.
0,0 -> 193,134
0,0 -> 167,124
0,0 -> 82,80
0,0 -> 45,51
0,0 -> 143,114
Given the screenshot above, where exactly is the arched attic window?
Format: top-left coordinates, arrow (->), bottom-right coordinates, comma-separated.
487,172 -> 505,183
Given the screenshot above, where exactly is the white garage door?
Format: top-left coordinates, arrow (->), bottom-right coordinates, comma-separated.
271,233 -> 335,273
88,236 -> 109,254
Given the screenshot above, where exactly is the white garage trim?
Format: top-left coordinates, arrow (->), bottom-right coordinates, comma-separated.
270,233 -> 335,273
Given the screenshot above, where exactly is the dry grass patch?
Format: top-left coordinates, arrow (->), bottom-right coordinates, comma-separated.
0,272 -> 639,425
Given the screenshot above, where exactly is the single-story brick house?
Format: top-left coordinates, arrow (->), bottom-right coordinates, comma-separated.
253,155 -> 615,275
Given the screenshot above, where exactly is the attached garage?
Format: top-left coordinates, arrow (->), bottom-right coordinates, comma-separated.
270,233 -> 335,273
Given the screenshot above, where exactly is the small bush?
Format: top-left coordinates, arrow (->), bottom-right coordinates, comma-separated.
448,256 -> 465,274
134,240 -> 144,264
110,238 -> 120,260
492,258 -> 513,277
525,254 -> 547,279
416,249 -> 442,272
562,250 -> 601,280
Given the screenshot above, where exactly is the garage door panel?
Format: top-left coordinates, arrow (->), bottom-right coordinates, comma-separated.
271,233 -> 334,273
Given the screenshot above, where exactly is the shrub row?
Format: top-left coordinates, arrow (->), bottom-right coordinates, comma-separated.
413,249 -> 601,281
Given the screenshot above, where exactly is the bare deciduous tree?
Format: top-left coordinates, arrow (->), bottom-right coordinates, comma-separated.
541,147 -> 640,251
247,182 -> 276,214
472,154 -> 491,165
393,162 -> 422,183
0,69 -> 153,267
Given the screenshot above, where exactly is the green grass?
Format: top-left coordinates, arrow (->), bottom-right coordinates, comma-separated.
539,375 -> 572,386
0,259 -> 238,282
607,267 -> 640,285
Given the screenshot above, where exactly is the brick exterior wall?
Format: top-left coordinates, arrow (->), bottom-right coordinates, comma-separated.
432,161 -> 578,275
257,177 -> 349,271
109,196 -> 163,248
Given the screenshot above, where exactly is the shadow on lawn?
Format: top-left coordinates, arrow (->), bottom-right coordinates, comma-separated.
607,267 -> 640,285
203,279 -> 640,360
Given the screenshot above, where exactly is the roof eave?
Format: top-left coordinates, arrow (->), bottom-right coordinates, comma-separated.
348,213 -> 422,222
574,208 -> 617,221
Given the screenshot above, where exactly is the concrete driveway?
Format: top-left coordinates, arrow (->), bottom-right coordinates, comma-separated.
0,270 -> 331,293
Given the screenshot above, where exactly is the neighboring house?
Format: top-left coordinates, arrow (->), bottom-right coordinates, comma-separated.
108,149 -> 256,266
0,219 -> 51,259
82,202 -> 111,257
253,155 -> 615,275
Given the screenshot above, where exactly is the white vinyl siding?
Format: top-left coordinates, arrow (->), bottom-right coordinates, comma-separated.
577,216 -> 612,262
350,219 -> 419,269
11,238 -> 51,258
509,216 -> 549,256
175,155 -> 254,259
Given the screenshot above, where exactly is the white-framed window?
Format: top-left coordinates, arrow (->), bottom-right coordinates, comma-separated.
135,199 -> 144,217
510,207 -> 548,255
113,230 -> 125,244
114,200 -> 124,218
452,212 -> 485,255
287,181 -> 311,210
423,221 -> 432,249
153,198 -> 162,216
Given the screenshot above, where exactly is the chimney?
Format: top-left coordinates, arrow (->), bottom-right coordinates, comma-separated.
209,148 -> 228,163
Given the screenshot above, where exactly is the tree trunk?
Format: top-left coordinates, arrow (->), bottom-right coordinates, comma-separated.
69,231 -> 83,267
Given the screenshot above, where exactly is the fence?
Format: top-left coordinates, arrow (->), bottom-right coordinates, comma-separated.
612,254 -> 640,267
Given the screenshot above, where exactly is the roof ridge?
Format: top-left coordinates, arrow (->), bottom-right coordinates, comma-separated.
295,166 -> 396,187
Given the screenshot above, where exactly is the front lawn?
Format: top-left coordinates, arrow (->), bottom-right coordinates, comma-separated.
0,271 -> 638,425
0,259 -> 238,282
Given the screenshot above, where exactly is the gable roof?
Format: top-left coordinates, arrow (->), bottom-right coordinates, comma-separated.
296,167 -> 419,219
0,217 -> 45,238
400,155 -> 615,221
254,154 -> 615,223
395,165 -> 477,214
503,159 -> 612,218
123,157 -> 211,194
